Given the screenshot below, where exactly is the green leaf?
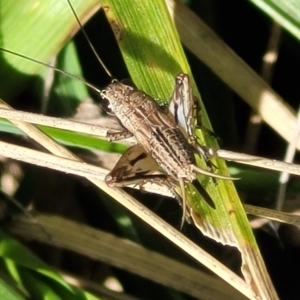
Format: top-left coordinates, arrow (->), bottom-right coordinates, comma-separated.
249,0 -> 300,40
0,0 -> 99,100
99,0 -> 277,298
0,230 -> 100,300
0,276 -> 26,300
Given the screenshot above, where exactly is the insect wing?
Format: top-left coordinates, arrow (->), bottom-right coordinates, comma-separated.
105,145 -> 159,186
168,74 -> 195,141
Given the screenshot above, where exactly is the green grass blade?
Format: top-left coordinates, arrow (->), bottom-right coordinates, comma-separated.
0,277 -> 26,300
249,0 -> 300,40
0,230 -> 100,300
0,0 -> 99,100
100,0 -> 278,298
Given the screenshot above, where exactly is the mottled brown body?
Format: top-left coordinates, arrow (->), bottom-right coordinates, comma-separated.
102,75 -> 232,226
101,80 -> 196,182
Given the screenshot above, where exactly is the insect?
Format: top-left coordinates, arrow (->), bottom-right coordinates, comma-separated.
102,75 -> 234,226
0,0 -> 234,228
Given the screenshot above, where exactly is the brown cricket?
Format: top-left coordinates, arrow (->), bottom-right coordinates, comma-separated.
65,0 -> 235,225
102,75 -> 234,226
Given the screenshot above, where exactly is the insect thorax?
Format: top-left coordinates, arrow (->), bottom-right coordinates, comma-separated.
101,80 -> 163,133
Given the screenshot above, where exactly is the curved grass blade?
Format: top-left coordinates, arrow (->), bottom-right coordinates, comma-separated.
0,230 -> 99,300
100,0 -> 278,298
249,0 -> 300,41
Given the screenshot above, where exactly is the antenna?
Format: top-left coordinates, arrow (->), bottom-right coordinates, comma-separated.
0,47 -> 101,93
67,0 -> 113,79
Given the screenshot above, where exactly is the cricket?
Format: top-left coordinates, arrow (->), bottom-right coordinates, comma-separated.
0,0 -> 234,228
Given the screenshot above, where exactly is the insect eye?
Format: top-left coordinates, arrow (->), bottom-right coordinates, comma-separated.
101,97 -> 114,115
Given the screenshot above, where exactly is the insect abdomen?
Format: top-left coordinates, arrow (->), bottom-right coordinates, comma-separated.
149,126 -> 196,180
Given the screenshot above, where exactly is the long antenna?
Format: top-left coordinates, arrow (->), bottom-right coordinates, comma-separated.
67,0 -> 113,79
0,47 -> 101,93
